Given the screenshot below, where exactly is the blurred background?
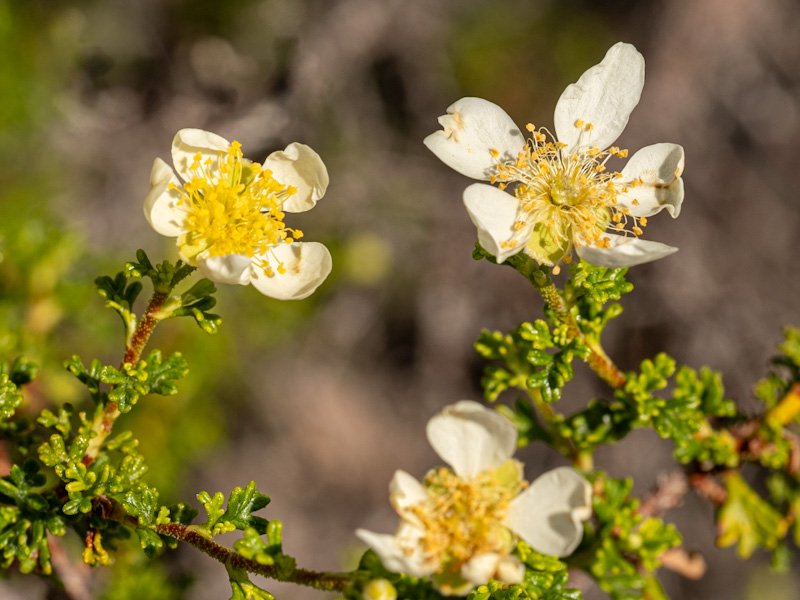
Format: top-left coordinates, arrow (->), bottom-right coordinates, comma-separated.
2,0 -> 800,598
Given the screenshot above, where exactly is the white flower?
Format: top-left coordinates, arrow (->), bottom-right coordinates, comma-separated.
356,401 -> 592,596
424,42 -> 685,270
144,129 -> 332,300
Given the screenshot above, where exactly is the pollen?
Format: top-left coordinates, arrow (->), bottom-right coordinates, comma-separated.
172,141 -> 301,275
410,466 -> 522,573
488,123 -> 646,265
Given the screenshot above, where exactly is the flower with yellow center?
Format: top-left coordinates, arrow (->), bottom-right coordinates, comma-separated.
356,401 -> 592,596
424,42 -> 685,270
145,129 -> 332,300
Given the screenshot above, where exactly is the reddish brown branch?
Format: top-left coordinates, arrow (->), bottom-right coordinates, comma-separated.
123,290 -> 169,365
690,472 -> 728,506
639,470 -> 689,519
538,282 -> 627,389
154,523 -> 351,592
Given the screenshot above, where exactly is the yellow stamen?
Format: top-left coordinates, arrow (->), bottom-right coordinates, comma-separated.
172,140 -> 299,276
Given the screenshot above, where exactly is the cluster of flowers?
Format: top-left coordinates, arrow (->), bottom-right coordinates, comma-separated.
142,42 -> 683,596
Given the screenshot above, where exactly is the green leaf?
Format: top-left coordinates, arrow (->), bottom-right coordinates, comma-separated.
125,250 -> 196,294
124,486 -> 160,526
99,350 -> 189,413
8,356 -> 38,386
168,278 -> 223,334
227,565 -> 275,600
0,372 -> 23,425
64,356 -> 106,405
557,399 -> 634,454
717,473 -> 788,559
476,321 -> 587,405
136,527 -> 165,558
198,482 -> 270,537
584,474 -> 681,600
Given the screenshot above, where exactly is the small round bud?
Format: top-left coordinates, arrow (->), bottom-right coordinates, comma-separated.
363,578 -> 397,600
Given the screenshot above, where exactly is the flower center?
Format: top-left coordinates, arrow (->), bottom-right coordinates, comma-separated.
411,461 -> 525,573
170,141 -> 303,276
490,121 -> 646,267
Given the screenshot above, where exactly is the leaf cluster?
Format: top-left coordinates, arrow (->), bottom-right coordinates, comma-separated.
580,475 -> 680,600
196,481 -> 271,537
65,350 -> 188,413
476,320 -> 589,405
565,261 -> 632,341
98,250 -> 221,336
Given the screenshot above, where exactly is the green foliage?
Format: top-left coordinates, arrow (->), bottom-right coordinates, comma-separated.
8,355 -> 39,386
38,421 -> 154,517
0,370 -> 23,426
235,522 -> 296,576
495,397 -> 553,447
617,356 -> 739,467
476,320 -> 589,404
472,243 -> 551,290
228,564 -> 276,600
565,262 -> 631,342
125,250 -> 196,295
98,251 -> 222,337
196,481 -> 271,538
755,327 -> 800,411
767,473 -> 800,561
509,542 -> 582,600
619,353 -> 677,433
101,350 -> 189,412
556,398 -> 634,454
566,262 -> 633,306
0,459 -> 65,574
125,250 -> 222,334
96,272 -> 143,342
64,355 -> 107,405
172,278 -> 223,335
717,473 -> 787,559
65,351 -> 188,412
583,475 -> 681,600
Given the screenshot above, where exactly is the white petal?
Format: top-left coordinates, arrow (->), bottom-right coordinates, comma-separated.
263,142 -> 329,213
426,400 -> 517,478
461,553 -> 500,586
463,183 -> 530,263
389,470 -> 428,515
617,143 -> 685,218
576,234 -> 677,268
249,242 -> 332,300
144,158 -> 189,237
197,253 -> 252,285
356,526 -> 431,578
554,42 -> 645,152
506,467 -> 592,557
424,97 -> 525,181
171,128 -> 230,182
